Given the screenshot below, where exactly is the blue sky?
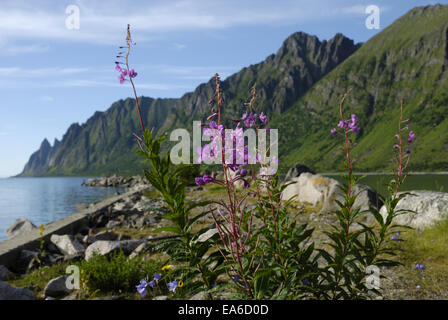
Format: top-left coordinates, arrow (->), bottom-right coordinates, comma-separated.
0,0 -> 445,177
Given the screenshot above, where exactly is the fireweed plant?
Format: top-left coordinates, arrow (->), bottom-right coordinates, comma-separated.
116,25 -> 414,300
116,26 -> 223,299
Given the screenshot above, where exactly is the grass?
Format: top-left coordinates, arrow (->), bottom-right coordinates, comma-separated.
382,219 -> 448,299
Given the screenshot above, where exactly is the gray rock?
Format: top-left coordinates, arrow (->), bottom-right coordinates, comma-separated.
0,281 -> 35,300
50,234 -> 85,256
133,216 -> 159,228
189,291 -> 208,300
105,220 -> 121,229
379,190 -> 448,227
16,250 -> 39,274
44,276 -> 72,298
281,173 -> 382,216
94,230 -> 119,241
283,163 -> 315,182
84,240 -> 146,260
0,265 -> 11,281
154,295 -> 169,300
6,218 -> 37,239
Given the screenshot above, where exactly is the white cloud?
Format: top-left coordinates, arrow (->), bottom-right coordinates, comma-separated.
0,0 -> 377,46
173,43 -> 187,50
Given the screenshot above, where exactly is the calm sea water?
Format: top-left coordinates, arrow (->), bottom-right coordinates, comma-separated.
324,174 -> 448,197
0,177 -> 123,242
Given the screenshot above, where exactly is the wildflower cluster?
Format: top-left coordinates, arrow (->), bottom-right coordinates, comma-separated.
136,265 -> 184,298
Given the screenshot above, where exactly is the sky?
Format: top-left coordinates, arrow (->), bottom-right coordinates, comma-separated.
0,0 -> 446,177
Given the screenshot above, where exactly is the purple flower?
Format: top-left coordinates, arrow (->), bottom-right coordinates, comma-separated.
115,63 -> 122,72
195,177 -> 205,186
239,169 -> 247,176
202,174 -> 213,184
154,273 -> 162,282
259,112 -> 268,125
396,230 -> 401,236
331,128 -> 337,135
243,112 -> 257,127
241,112 -> 248,121
129,69 -> 138,78
408,130 -> 415,143
136,280 -> 148,297
232,275 -> 239,283
395,134 -> 400,139
393,144 -> 399,149
416,285 -> 421,289
148,280 -> 155,288
415,264 -> 426,270
167,280 -> 178,293
337,120 -> 348,128
406,148 -> 411,154
242,179 -> 250,189
118,73 -> 126,84
121,69 -> 128,76
382,266 -> 387,270
209,121 -> 218,129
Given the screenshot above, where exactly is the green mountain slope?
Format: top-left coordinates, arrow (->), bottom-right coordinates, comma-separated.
19,32 -> 359,176
273,4 -> 448,172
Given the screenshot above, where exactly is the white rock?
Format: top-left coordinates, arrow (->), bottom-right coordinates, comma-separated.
50,234 -> 85,256
281,173 -> 382,215
194,229 -> 219,243
6,218 -> 37,239
84,240 -> 145,260
379,190 -> 448,227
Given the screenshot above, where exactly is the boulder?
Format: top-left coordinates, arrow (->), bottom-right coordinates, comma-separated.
50,234 -> 85,256
0,265 -> 11,281
15,250 -> 39,274
6,218 -> 37,239
281,173 -> 382,215
105,220 -> 121,229
0,281 -> 35,300
283,163 -> 315,182
84,240 -> 146,260
379,190 -> 448,228
44,276 -> 73,298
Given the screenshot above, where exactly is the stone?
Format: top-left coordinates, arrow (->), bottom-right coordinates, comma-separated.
15,250 -> 39,274
154,295 -> 169,300
50,234 -> 85,256
6,218 -> 37,239
0,265 -> 11,281
133,216 -> 159,228
0,281 -> 35,300
283,163 -> 315,182
379,190 -> 448,228
84,240 -> 146,260
105,220 -> 121,229
94,230 -> 119,241
281,173 -> 382,216
189,291 -> 208,300
44,276 -> 72,298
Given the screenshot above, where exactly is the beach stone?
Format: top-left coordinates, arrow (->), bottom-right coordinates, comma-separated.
44,276 -> 72,298
281,173 -> 382,215
379,190 -> 448,227
154,295 -> 169,300
6,218 -> 37,239
94,230 -> 119,241
0,265 -> 11,281
133,216 -> 159,228
0,281 -> 35,300
50,234 -> 85,256
15,250 -> 39,274
105,220 -> 121,229
283,163 -> 315,182
84,240 -> 146,260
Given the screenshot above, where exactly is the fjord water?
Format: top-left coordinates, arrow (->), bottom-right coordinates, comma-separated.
325,174 -> 448,198
0,177 -> 123,242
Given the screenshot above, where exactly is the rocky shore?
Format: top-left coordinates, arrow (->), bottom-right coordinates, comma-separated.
82,175 -> 150,189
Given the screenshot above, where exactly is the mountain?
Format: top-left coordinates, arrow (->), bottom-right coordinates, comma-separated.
272,4 -> 448,172
19,4 -> 448,177
19,31 -> 360,176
